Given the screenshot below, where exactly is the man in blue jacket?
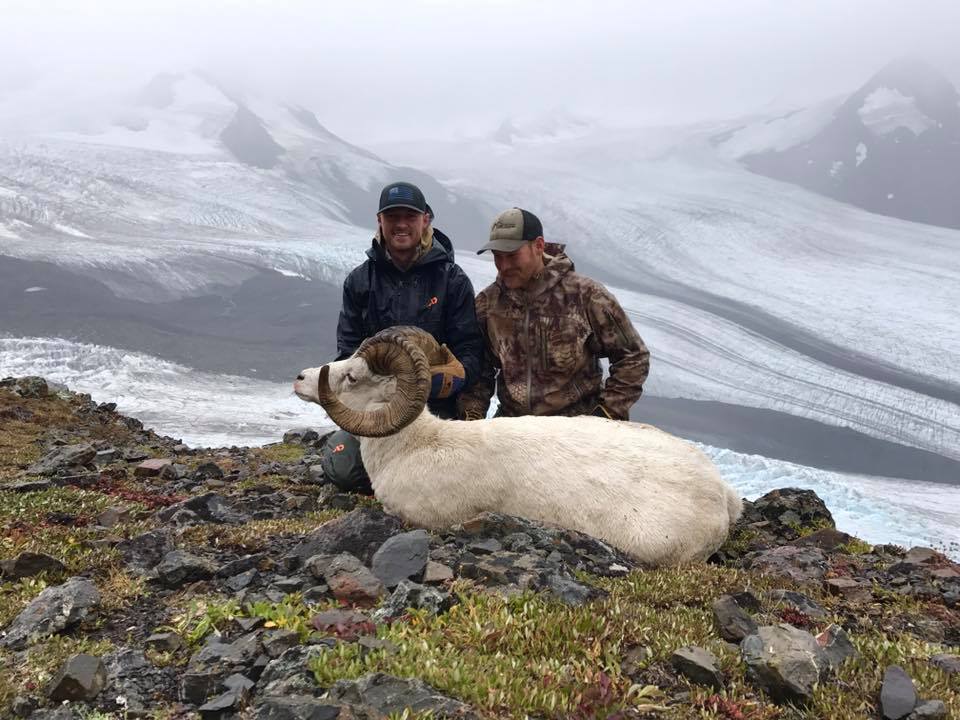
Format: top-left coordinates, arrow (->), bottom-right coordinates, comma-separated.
324,182 -> 483,491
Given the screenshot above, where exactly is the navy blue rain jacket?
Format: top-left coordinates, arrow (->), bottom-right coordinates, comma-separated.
336,231 -> 482,417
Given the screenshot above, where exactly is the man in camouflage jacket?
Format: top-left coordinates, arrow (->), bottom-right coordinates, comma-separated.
459,208 -> 650,421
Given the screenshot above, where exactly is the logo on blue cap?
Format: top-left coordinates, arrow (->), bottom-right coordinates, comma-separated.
389,185 -> 415,200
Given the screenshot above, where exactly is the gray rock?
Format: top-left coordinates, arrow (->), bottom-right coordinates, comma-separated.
929,653 -> 960,674
283,428 -> 320,445
323,553 -> 386,607
158,492 -> 245,524
286,508 -> 404,567
94,448 -> 120,465
469,538 -> 503,555
155,550 -> 217,588
909,700 -> 947,720
254,695 -> 342,720
302,585 -> 329,603
227,568 -> 258,592
371,529 -> 430,588
620,645 -> 652,678
825,576 -> 873,603
745,545 -> 829,582
51,472 -> 100,488
96,506 -> 132,528
0,552 -> 66,580
181,635 -> 252,706
159,462 -> 190,481
144,632 -> 183,653
8,376 -> 49,398
423,560 -> 454,584
880,665 -> 918,720
47,653 -> 106,701
903,547 -> 942,566
764,589 -> 829,619
544,572 -> 598,605
5,480 -> 53,493
327,672 -> 479,718
193,462 -> 225,481
10,694 -> 37,717
117,529 -> 174,575
2,576 -> 100,650
741,624 -> 828,704
304,553 -> 336,580
743,488 -> 835,532
27,444 -> 97,475
670,646 -> 723,690
815,624 -> 858,670
712,594 -> 758,642
273,575 -> 308,594
217,553 -> 267,578
263,629 -> 300,658
306,464 -> 326,484
257,645 -> 333,697
373,581 -> 454,623
133,458 -> 173,477
101,648 -> 177,718
199,686 -> 248,717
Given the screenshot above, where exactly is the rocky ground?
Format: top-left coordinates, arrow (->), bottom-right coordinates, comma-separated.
0,376 -> 958,720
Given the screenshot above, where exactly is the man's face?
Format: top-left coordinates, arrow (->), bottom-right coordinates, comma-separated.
379,208 -> 427,254
493,237 -> 545,290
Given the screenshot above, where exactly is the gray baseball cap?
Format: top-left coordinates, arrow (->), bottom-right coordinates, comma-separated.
477,208 -> 544,254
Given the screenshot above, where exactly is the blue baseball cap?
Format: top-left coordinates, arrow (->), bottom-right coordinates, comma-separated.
378,182 -> 427,214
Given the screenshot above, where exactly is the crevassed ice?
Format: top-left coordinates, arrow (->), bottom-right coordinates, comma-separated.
702,443 -> 960,557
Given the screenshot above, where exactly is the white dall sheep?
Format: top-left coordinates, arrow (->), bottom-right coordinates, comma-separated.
294,327 -> 741,566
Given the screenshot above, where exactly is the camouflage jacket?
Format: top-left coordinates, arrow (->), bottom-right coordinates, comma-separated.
459,245 -> 650,420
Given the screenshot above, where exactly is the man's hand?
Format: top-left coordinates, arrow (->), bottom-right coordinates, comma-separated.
462,409 -> 485,421
429,344 -> 466,400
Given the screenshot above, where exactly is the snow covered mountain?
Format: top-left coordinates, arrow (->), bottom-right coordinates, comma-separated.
729,58 -> 960,230
0,72 -> 493,378
0,71 -> 492,300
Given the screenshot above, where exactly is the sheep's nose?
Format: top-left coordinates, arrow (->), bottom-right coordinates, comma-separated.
296,373 -> 305,381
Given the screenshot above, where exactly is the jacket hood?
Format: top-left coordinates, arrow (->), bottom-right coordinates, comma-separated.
499,242 -> 575,300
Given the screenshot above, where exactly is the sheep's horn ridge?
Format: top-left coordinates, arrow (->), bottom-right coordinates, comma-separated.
319,330 -> 431,437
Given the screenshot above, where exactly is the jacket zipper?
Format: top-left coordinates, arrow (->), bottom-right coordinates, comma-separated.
524,304 -> 532,412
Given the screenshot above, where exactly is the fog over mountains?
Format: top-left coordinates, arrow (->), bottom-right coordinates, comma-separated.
733,57 -> 960,230
1,59 -> 959,550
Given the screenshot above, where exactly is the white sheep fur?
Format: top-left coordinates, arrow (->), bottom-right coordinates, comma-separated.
294,355 -> 742,566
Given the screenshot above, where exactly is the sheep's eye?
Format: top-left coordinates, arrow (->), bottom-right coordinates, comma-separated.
345,372 -> 357,384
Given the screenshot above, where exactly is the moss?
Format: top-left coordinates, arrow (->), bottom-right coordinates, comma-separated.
179,510 -> 343,553
794,517 -> 835,538
838,538 -> 873,555
158,595 -> 244,649
0,486 -> 152,578
0,389 -> 149,484
309,575 -> 754,718
716,526 -> 760,557
254,442 -> 307,464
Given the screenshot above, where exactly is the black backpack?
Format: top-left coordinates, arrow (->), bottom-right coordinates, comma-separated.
319,430 -> 372,494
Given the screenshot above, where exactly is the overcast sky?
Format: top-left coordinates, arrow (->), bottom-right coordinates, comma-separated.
2,0 -> 959,142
